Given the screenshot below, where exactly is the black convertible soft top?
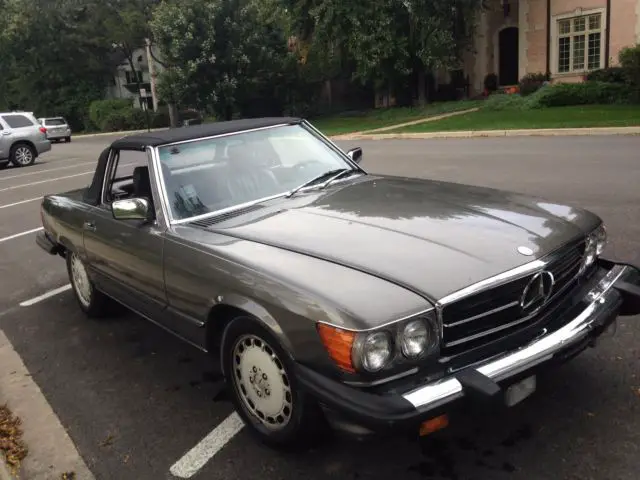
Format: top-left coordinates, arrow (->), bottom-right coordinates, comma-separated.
111,117 -> 302,150
83,117 -> 302,206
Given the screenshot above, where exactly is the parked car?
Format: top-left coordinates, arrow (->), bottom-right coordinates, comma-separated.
38,117 -> 72,143
0,111 -> 51,168
36,118 -> 640,449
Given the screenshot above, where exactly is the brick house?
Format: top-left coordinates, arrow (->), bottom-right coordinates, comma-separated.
465,0 -> 640,95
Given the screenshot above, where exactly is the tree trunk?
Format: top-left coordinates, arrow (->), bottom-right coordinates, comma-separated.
417,69 -> 426,107
125,48 -> 144,109
168,103 -> 180,128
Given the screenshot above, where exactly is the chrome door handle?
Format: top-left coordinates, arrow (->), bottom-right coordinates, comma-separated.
83,221 -> 96,231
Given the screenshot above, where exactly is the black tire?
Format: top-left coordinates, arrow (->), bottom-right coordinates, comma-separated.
10,143 -> 36,167
221,316 -> 329,450
65,250 -> 115,318
65,136 -> 71,143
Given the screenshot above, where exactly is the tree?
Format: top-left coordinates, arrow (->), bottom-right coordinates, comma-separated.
0,0 -> 114,129
150,0 -> 295,120
285,0 -> 484,105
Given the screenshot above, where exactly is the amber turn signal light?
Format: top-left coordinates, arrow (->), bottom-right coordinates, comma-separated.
317,323 -> 356,373
419,414 -> 449,437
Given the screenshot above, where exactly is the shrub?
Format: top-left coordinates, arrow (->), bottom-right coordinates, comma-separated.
151,106 -> 170,128
100,108 -> 148,132
484,93 -> 526,111
483,73 -> 498,93
525,81 -> 634,108
619,43 -> 640,101
519,72 -> 550,96
88,99 -> 131,130
585,67 -> 627,84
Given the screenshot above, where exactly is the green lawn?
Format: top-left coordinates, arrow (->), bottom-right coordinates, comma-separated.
308,100 -> 482,136
384,105 -> 640,133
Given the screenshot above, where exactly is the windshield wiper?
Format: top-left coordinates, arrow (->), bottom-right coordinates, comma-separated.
285,168 -> 351,198
319,168 -> 360,189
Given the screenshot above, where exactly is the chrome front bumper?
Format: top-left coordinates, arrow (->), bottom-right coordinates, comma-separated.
403,264 -> 636,411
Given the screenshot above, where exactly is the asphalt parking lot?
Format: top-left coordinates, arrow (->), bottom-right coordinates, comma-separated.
0,133 -> 639,480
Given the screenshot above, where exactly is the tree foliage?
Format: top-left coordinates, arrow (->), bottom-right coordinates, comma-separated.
0,0 -> 486,130
0,0 -> 114,129
151,0 -> 296,119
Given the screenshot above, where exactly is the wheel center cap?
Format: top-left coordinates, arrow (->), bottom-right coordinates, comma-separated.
249,366 -> 270,398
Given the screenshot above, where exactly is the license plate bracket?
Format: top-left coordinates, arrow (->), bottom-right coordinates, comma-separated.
504,375 -> 536,407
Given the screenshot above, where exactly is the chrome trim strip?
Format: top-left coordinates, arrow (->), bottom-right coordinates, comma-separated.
402,264 -> 629,411
445,301 -> 519,328
157,123 -> 292,148
315,307 -> 436,333
344,367 -> 419,387
438,259 -> 547,307
172,192 -> 289,226
444,311 -> 539,348
149,121 -> 360,226
302,120 -> 367,172
149,146 -> 174,225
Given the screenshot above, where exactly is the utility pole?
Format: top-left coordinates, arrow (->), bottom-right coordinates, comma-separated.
145,38 -> 159,112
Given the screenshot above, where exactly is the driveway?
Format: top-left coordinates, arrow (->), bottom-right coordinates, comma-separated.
0,133 -> 638,480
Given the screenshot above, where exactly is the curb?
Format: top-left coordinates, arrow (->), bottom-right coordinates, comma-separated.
0,453 -> 15,480
75,127 -> 168,139
337,126 -> 640,141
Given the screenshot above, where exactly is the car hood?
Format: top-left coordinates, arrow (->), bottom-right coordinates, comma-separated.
192,175 -> 600,301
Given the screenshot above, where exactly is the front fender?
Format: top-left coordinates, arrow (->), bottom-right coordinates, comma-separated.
215,291 -> 295,358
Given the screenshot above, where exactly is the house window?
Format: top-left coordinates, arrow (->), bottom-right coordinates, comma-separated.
125,70 -> 144,84
557,13 -> 603,74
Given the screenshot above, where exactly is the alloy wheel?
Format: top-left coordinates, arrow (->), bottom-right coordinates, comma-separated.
232,334 -> 293,431
70,253 -> 92,308
14,146 -> 34,166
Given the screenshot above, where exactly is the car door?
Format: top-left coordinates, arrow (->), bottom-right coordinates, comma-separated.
82,147 -> 167,319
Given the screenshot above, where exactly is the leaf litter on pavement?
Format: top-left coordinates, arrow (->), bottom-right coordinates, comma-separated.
0,404 -> 28,474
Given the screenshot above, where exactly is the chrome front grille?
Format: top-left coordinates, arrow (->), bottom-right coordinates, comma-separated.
440,239 -> 587,357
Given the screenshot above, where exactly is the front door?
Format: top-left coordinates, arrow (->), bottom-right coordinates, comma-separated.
499,27 -> 519,86
83,148 -> 167,319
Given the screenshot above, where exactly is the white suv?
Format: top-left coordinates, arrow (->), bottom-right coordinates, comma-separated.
0,112 -> 52,168
38,117 -> 72,143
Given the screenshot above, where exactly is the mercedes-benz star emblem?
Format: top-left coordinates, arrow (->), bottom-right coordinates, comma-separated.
517,246 -> 534,256
520,271 -> 555,315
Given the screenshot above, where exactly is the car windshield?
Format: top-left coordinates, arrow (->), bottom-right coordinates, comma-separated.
157,123 -> 356,221
45,118 -> 66,126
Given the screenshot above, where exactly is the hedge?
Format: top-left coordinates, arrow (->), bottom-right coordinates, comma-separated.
526,81 -> 634,108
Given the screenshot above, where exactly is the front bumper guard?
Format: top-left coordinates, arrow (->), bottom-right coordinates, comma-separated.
297,261 -> 640,431
403,263 -> 636,412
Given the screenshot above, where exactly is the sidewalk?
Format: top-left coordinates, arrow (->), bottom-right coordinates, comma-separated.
0,331 -> 94,480
340,125 -> 640,140
77,121 -> 640,142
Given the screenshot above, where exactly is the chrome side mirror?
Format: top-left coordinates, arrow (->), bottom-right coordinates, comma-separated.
346,147 -> 363,164
112,198 -> 151,221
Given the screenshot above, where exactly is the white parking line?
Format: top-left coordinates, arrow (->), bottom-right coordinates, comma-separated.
169,412 -> 245,478
0,196 -> 42,210
0,159 -> 90,181
0,171 -> 93,193
20,284 -> 72,307
0,227 -> 43,244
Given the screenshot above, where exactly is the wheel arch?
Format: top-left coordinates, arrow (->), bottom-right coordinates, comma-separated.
205,293 -> 295,377
11,140 -> 38,157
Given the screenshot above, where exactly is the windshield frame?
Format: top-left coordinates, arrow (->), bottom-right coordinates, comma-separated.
150,119 -> 366,226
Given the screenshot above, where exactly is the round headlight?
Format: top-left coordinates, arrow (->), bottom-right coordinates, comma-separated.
595,225 -> 607,256
360,332 -> 392,372
401,320 -> 430,359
